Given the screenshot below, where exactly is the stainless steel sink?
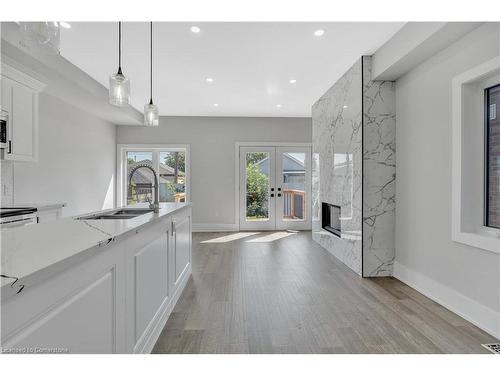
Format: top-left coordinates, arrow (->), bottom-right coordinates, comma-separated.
76,208 -> 155,220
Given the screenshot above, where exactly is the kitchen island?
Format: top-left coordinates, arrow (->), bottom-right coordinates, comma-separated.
1,202 -> 192,353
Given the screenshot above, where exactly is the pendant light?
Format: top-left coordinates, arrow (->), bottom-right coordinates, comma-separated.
109,22 -> 130,107
144,22 -> 159,126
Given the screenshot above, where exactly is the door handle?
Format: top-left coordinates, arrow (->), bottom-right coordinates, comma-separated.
7,140 -> 12,154
171,220 -> 176,236
277,193 -> 281,197
270,188 -> 274,192
270,193 -> 275,198
277,187 -> 281,191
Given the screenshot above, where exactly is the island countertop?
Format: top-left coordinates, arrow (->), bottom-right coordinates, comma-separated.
1,202 -> 191,292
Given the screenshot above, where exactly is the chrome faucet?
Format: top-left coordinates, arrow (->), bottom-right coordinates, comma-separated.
128,163 -> 160,213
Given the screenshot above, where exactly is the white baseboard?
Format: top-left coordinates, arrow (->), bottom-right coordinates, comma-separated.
192,223 -> 238,232
135,263 -> 192,354
393,261 -> 500,340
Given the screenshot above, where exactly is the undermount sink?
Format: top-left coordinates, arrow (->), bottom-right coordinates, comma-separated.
76,208 -> 155,220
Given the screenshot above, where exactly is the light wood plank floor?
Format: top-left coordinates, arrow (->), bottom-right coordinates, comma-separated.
153,231 -> 496,354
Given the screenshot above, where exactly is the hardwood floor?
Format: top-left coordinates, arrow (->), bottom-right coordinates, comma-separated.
152,231 -> 495,354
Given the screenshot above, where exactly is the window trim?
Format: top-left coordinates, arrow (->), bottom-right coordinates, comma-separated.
484,84 -> 500,229
116,144 -> 190,207
451,56 -> 500,254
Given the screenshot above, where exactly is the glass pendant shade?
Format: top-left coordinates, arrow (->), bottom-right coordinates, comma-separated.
19,22 -> 61,53
109,69 -> 130,107
109,22 -> 130,107
144,22 -> 159,127
144,101 -> 159,126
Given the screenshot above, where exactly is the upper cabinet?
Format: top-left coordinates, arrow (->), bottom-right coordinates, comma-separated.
1,64 -> 45,162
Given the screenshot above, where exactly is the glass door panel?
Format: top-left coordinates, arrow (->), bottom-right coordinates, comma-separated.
275,147 -> 311,230
239,147 -> 275,230
245,151 -> 271,221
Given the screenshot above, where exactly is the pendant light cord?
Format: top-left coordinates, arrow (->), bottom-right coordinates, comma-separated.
150,21 -> 153,104
118,21 -> 122,74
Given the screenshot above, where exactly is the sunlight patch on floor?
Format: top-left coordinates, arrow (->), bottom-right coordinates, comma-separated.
201,232 -> 260,243
246,231 -> 297,243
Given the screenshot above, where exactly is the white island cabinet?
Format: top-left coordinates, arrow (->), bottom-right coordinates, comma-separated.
0,203 -> 191,354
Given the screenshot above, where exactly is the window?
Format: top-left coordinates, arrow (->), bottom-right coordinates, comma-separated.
118,145 -> 189,206
485,84 -> 500,229
126,151 -> 153,205
452,58 -> 499,253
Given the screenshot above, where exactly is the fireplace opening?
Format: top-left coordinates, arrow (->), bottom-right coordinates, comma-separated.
322,203 -> 341,237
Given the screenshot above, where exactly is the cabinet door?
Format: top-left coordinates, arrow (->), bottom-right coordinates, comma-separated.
133,232 -> 169,349
1,76 -> 13,114
8,79 -> 38,162
1,242 -> 127,353
172,209 -> 192,290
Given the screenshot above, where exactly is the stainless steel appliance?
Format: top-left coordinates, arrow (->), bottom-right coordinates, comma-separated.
0,207 -> 38,228
0,110 -> 8,150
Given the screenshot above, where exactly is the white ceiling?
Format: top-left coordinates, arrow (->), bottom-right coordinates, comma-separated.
60,22 -> 404,117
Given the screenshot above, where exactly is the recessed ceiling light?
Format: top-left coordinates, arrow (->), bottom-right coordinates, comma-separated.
343,105 -> 348,109
213,103 -> 219,107
59,22 -> 71,29
276,104 -> 282,108
314,29 -> 325,37
190,26 -> 201,33
206,77 -> 214,83
289,79 -> 297,84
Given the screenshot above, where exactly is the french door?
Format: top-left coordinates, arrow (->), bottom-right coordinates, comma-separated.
239,145 -> 311,231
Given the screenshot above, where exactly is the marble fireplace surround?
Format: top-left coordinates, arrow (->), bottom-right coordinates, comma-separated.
312,56 -> 396,277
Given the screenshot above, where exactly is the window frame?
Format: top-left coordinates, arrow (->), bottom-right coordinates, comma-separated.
117,144 -> 190,207
451,56 -> 500,254
484,84 -> 500,229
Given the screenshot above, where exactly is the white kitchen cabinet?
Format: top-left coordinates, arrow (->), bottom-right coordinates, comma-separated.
1,240 -> 127,353
1,64 -> 45,162
1,205 -> 192,354
171,208 -> 192,291
131,231 -> 170,352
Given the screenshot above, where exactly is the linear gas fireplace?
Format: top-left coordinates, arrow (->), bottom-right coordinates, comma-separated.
321,202 -> 341,237
322,202 -> 341,237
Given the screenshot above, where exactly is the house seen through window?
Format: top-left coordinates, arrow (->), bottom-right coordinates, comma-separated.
126,149 -> 187,205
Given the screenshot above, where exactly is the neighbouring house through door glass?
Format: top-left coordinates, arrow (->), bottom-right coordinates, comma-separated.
127,151 -> 153,205
159,151 -> 186,202
282,152 -> 306,220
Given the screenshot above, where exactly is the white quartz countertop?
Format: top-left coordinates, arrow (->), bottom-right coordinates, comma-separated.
1,202 -> 190,293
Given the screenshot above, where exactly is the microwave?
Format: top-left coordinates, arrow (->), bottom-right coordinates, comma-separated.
0,109 -> 8,150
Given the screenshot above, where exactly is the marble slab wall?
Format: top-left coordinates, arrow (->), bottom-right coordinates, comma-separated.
312,56 -> 395,277
362,56 -> 396,276
312,59 -> 363,275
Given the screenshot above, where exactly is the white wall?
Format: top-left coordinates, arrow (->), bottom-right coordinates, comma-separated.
117,116 -> 311,230
394,23 -> 500,338
9,93 -> 117,217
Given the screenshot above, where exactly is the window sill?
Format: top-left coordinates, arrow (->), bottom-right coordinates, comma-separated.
452,229 -> 500,255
